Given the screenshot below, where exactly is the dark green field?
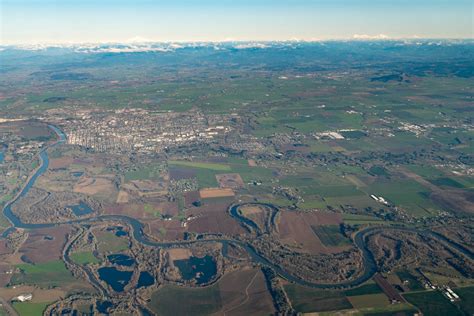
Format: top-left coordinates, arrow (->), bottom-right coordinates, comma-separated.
11,260 -> 76,287
312,225 -> 351,247
403,291 -> 462,316
455,286 -> 474,315
284,284 -> 353,313
396,270 -> 424,291
344,282 -> 383,296
148,284 -> 222,316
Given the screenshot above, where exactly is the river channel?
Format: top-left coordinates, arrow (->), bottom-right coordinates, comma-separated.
2,125 -> 472,290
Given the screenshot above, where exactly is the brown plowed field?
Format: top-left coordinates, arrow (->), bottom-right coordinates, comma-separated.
73,177 -> 116,196
187,203 -> 245,236
199,188 -> 235,199
216,173 -> 244,189
104,201 -> 179,219
278,211 -> 345,254
184,191 -> 200,208
18,226 -> 72,263
145,219 -> 186,241
49,157 -> 74,169
218,268 -> 275,316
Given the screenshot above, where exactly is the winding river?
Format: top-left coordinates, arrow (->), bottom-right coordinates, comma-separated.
2,125 -> 472,290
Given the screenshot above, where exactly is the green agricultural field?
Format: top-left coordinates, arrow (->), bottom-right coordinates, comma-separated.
70,251 -> 101,265
354,303 -> 418,316
284,284 -> 353,313
12,302 -> 51,316
428,177 -> 465,188
344,282 -> 383,296
348,293 -> 390,309
455,286 -> 474,315
406,164 -> 445,179
168,160 -> 231,171
312,225 -> 351,247
368,179 -> 440,217
148,284 -> 222,316
369,166 -> 390,177
396,270 -> 424,291
95,231 -> 129,253
169,160 -> 274,188
403,290 -> 462,316
342,213 -> 384,225
12,260 -> 76,287
124,164 -> 163,181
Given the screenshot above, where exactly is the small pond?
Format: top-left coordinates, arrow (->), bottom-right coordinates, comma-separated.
68,201 -> 93,216
115,230 -> 128,237
174,255 -> 217,285
137,271 -> 155,288
98,267 -> 133,292
107,254 -> 135,267
96,300 -> 114,313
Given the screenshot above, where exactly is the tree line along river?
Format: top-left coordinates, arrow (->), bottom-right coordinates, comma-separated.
2,125 -> 472,290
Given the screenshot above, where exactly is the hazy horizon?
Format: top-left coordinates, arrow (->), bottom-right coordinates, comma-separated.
1,0 -> 472,45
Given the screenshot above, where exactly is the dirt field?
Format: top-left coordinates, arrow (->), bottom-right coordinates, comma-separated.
199,188 -> 235,199
184,191 -> 200,208
123,180 -> 168,198
0,285 -> 66,302
49,157 -> 74,170
145,219 -> 186,241
18,226 -> 73,263
278,211 -> 346,254
0,121 -> 53,140
0,240 -> 11,256
239,205 -> 268,231
104,201 -> 179,219
167,248 -> 192,261
149,267 -> 274,316
116,190 -> 130,203
216,174 -> 245,189
247,159 -> 257,167
0,264 -> 12,287
73,176 -> 116,197
187,203 -> 245,236
218,268 -> 275,316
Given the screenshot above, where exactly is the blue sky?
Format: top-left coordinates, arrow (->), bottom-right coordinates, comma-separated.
1,0 -> 472,44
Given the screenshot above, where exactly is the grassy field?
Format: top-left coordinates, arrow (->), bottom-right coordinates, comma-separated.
344,282 -> 383,296
12,302 -> 51,316
353,303 -> 418,316
70,251 -> 101,265
348,293 -> 390,309
0,212 -> 10,232
312,225 -> 351,247
396,270 -> 424,291
124,164 -> 162,181
455,286 -> 474,315
12,260 -> 76,287
342,213 -> 384,225
149,284 -> 222,316
368,179 -> 440,217
403,290 -> 462,316
169,160 -> 231,171
95,230 -> 129,253
284,284 -> 353,313
169,159 -> 274,188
